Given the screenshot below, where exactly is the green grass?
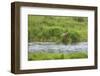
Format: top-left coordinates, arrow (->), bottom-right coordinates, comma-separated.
28,51 -> 88,61
28,15 -> 88,44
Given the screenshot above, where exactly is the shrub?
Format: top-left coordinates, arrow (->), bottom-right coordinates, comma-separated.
28,15 -> 88,43
60,30 -> 81,44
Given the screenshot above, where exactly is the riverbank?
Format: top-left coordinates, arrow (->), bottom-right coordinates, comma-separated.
28,42 -> 88,60
28,51 -> 87,61
28,16 -> 88,44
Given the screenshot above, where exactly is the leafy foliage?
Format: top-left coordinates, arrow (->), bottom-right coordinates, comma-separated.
28,15 -> 88,44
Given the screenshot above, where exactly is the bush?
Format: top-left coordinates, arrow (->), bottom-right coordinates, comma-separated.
28,15 -> 88,43
60,30 -> 81,44
69,31 -> 81,43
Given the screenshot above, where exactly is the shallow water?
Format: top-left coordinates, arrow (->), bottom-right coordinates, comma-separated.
28,42 -> 88,53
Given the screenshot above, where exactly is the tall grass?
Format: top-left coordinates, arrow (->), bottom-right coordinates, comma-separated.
28,15 -> 88,44
28,51 -> 88,60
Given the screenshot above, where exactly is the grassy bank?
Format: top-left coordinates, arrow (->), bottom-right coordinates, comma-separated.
28,51 -> 88,61
28,15 -> 88,44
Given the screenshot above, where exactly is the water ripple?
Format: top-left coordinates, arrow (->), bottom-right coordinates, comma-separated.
28,42 -> 88,53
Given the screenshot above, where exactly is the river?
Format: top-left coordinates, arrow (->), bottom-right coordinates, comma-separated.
28,42 -> 88,53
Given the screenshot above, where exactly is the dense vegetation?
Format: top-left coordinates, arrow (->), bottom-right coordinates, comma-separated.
28,15 -> 88,44
28,51 -> 87,60
28,15 -> 88,60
